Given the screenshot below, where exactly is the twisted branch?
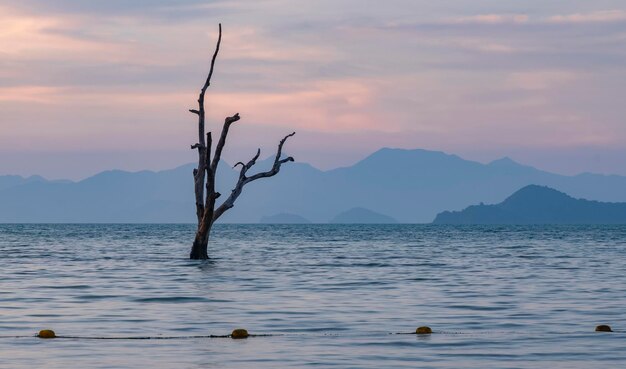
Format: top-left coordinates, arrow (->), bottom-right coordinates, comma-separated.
212,132 -> 295,221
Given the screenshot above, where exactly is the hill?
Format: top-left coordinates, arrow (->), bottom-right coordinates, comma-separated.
433,185 -> 626,224
329,207 -> 398,224
1,148 -> 626,223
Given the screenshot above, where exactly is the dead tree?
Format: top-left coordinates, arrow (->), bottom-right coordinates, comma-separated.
188,24 -> 295,260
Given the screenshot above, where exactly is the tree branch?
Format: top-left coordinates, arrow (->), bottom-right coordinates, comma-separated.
210,113 -> 240,174
232,148 -> 261,180
212,132 -> 295,222
204,132 -> 215,211
205,132 -> 212,181
193,24 -> 222,225
201,23 -> 222,95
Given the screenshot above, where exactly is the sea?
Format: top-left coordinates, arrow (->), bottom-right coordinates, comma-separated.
1,224 -> 625,368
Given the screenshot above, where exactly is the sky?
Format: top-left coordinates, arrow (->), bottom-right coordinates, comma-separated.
1,0 -> 625,180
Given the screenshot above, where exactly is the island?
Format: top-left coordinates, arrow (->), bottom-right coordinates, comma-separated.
330,207 -> 398,224
433,185 -> 626,224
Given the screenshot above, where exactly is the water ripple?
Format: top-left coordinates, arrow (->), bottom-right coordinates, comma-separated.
1,224 -> 625,368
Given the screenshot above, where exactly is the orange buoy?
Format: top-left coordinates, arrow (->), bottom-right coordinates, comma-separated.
38,329 -> 56,339
416,326 -> 432,334
231,328 -> 249,339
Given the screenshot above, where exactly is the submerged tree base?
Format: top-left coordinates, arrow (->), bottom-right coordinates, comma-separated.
189,237 -> 209,260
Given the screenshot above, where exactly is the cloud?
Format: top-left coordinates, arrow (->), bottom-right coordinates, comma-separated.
0,5 -> 178,70
8,0 -> 233,16
424,37 -> 517,54
1,1 -> 626,177
208,78 -> 389,132
438,10 -> 626,27
507,70 -> 580,91
444,14 -> 529,25
0,6 -> 118,61
0,86 -> 63,103
220,27 -> 341,63
548,10 -> 626,24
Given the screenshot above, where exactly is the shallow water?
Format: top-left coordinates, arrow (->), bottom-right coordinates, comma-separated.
1,224 -> 625,368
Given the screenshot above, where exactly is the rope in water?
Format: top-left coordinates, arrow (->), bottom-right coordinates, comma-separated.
0,325 -> 618,340
42,334 -> 272,340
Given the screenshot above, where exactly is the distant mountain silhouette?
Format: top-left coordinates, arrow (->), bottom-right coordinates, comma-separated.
433,185 -> 626,224
259,213 -> 311,224
330,207 -> 398,224
0,175 -> 49,191
1,148 -> 626,223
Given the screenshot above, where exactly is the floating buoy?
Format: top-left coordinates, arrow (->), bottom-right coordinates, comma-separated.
38,329 -> 56,339
595,325 -> 613,332
416,326 -> 432,335
231,328 -> 249,339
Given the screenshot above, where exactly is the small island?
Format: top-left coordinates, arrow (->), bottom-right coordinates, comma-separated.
433,185 -> 626,224
330,207 -> 398,224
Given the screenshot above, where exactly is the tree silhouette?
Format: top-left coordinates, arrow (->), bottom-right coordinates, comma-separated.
188,24 -> 295,259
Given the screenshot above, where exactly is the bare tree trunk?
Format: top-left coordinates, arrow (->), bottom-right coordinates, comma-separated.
187,24 -> 295,259
190,220 -> 211,259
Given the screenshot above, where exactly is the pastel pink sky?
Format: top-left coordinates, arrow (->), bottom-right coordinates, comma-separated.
1,1 -> 625,179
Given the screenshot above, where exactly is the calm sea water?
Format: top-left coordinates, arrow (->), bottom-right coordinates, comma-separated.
1,224 -> 625,368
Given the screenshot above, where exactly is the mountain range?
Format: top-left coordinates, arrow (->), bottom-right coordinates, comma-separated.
1,148 -> 625,223
434,185 -> 626,224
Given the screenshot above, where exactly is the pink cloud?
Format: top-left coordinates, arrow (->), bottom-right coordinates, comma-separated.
1,2 -> 625,178
0,6 -> 125,62
0,86 -> 64,103
548,10 -> 626,24
207,79 -> 389,132
507,70 -> 580,91
445,14 -> 529,25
